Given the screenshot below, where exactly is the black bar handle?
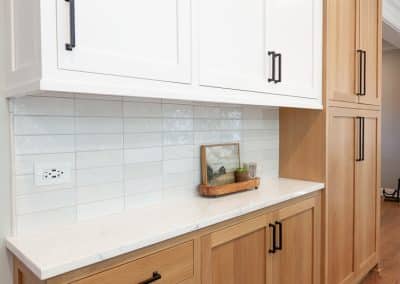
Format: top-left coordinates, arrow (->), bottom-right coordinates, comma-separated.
356,117 -> 362,162
268,223 -> 276,253
65,0 -> 76,51
361,117 -> 365,161
268,51 -> 276,83
362,51 -> 367,96
356,50 -> 363,96
275,221 -> 283,251
139,272 -> 162,284
275,53 -> 282,83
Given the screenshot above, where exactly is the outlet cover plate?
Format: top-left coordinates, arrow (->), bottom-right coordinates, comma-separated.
34,162 -> 72,187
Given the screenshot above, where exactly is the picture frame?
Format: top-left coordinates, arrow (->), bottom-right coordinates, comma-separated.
200,143 -> 241,186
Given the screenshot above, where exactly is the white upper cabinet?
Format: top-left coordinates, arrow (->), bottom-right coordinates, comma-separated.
3,0 -> 322,109
198,0 -> 272,93
266,0 -> 321,99
57,0 -> 191,83
199,0 -> 322,100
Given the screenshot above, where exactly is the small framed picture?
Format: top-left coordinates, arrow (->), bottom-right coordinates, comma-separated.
201,143 -> 240,186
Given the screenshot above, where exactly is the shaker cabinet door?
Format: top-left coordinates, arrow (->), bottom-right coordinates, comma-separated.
57,0 -> 191,83
266,0 -> 322,99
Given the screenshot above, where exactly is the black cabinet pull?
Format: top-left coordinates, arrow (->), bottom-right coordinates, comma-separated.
65,0 -> 76,51
356,117 -> 362,162
275,53 -> 282,83
361,117 -> 365,161
356,50 -> 363,96
268,223 -> 276,253
363,51 -> 367,96
139,272 -> 162,284
275,221 -> 283,251
268,51 -> 276,83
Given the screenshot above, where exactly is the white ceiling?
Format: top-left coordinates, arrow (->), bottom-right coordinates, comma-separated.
383,0 -> 400,49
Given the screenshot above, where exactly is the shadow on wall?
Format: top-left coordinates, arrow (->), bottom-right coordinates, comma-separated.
382,49 -> 400,189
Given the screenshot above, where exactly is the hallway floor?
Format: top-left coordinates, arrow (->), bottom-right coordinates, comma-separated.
362,200 -> 400,284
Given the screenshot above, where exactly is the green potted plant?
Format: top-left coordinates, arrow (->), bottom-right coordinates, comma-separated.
235,167 -> 250,182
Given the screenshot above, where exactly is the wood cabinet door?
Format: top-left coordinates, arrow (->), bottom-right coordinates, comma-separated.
358,0 -> 381,106
327,108 -> 357,284
198,0 -> 274,93
354,112 -> 380,274
271,197 -> 321,284
326,0 -> 359,103
266,0 -> 322,99
56,0 -> 191,83
201,214 -> 273,284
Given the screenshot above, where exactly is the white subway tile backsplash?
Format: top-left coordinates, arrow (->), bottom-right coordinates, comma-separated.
75,99 -> 122,117
14,116 -> 74,135
12,96 -> 74,116
78,182 -> 124,204
123,102 -> 162,118
76,134 -> 123,151
11,95 -> 279,236
16,189 -> 75,215
124,133 -> 162,149
78,198 -> 124,221
75,117 -> 123,134
15,135 -> 74,155
124,147 -> 162,164
76,150 -> 123,169
76,166 -> 123,187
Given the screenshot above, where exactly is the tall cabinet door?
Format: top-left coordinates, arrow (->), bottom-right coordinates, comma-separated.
57,0 -> 191,83
271,197 -> 321,284
198,0 -> 272,93
266,0 -> 322,99
354,112 -> 380,274
358,0 -> 381,106
326,0 -> 359,103
327,108 -> 357,284
201,214 -> 273,284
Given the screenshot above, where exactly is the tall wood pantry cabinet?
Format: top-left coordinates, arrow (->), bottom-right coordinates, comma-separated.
327,108 -> 380,283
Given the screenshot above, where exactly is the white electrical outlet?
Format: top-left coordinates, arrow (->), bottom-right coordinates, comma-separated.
34,162 -> 72,186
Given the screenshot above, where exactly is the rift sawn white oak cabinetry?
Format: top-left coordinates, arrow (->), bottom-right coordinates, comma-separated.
3,0 -> 322,109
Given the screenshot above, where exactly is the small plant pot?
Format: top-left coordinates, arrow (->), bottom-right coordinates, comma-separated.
235,171 -> 250,182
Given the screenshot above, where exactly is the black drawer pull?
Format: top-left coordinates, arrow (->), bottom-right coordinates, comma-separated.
139,271 -> 162,284
268,223 -> 276,253
275,53 -> 282,83
268,51 -> 276,83
275,221 -> 283,250
65,0 -> 76,51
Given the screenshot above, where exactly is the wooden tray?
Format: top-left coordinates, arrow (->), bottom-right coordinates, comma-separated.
199,177 -> 260,197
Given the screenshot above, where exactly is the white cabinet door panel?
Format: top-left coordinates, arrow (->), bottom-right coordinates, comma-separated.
57,0 -> 191,83
266,0 -> 321,99
198,0 -> 274,93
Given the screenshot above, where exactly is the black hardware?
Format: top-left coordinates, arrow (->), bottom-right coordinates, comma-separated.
268,51 -> 276,83
361,117 -> 365,161
357,50 -> 364,96
139,272 -> 162,284
275,53 -> 282,83
275,221 -> 283,251
356,117 -> 362,162
65,0 -> 76,51
362,50 -> 367,96
268,223 -> 276,253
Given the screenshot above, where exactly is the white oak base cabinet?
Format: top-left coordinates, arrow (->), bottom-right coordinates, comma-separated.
12,192 -> 322,284
2,0 -> 322,109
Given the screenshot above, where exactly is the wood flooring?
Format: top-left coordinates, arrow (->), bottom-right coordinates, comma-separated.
361,200 -> 400,284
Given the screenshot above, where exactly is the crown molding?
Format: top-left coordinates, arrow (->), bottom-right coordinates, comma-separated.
384,0 -> 400,32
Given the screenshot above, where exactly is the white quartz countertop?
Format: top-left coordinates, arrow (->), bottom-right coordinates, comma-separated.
6,178 -> 324,280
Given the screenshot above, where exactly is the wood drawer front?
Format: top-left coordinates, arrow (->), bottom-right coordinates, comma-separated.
74,241 -> 194,284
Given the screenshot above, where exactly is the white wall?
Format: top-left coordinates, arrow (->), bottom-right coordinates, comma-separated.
382,49 -> 400,188
0,0 -> 13,282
